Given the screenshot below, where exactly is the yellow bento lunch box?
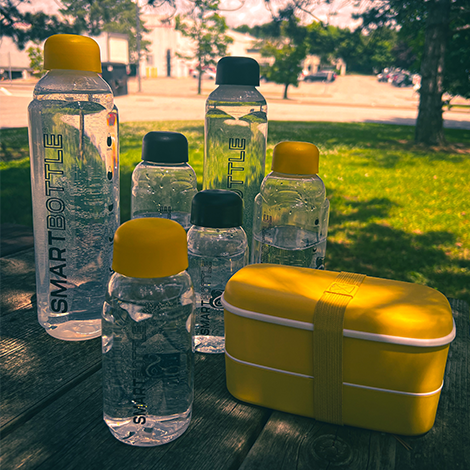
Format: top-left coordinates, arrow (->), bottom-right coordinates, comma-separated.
222,264 -> 455,436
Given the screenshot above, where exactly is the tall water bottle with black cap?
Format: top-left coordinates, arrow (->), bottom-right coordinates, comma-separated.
131,131 -> 197,230
204,57 -> 268,253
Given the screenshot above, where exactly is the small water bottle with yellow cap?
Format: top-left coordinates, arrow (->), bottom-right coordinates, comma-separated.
102,218 -> 195,446
251,141 -> 330,269
28,34 -> 119,341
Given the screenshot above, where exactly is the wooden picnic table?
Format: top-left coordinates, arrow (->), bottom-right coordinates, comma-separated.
1,223 -> 469,470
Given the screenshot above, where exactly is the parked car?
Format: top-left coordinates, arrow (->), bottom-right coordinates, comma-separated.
101,62 -> 128,96
392,72 -> 413,87
303,70 -> 336,83
190,66 -> 216,80
377,68 -> 390,82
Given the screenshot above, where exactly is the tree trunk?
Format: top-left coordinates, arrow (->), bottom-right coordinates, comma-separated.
198,71 -> 202,95
283,83 -> 289,99
415,0 -> 451,145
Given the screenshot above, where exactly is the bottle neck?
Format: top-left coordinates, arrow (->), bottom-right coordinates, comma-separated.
141,160 -> 188,166
208,84 -> 266,103
215,84 -> 259,91
34,69 -> 111,95
269,171 -> 320,180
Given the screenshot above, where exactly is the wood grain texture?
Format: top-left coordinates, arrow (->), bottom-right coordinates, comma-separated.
239,300 -> 469,470
0,224 -> 34,257
1,225 -> 468,470
0,303 -> 102,432
0,355 -> 272,470
0,248 -> 36,315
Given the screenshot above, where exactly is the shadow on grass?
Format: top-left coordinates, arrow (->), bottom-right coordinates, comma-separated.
1,122 -> 469,303
326,192 -> 469,304
0,163 -> 32,226
0,128 -> 29,162
268,121 -> 470,154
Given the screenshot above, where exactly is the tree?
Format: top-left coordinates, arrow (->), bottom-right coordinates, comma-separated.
26,42 -> 44,77
175,0 -> 233,95
0,0 -> 161,59
442,3 -> 470,102
59,0 -> 150,65
360,0 -> 470,145
0,0 -> 77,49
259,9 -> 309,99
1,0 -> 26,47
332,26 -> 397,74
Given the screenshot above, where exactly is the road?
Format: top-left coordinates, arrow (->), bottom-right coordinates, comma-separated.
1,75 -> 469,129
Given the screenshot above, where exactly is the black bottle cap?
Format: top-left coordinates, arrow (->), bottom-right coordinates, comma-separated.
141,131 -> 188,163
190,190 -> 243,228
215,56 -> 260,86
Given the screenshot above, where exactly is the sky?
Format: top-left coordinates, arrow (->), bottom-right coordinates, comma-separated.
26,0 -> 364,30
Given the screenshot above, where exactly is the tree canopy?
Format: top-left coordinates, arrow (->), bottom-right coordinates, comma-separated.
360,0 -> 470,144
175,0 -> 233,94
257,8 -> 309,99
59,0 -> 150,63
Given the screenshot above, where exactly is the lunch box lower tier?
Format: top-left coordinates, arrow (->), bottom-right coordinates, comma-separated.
222,265 -> 455,436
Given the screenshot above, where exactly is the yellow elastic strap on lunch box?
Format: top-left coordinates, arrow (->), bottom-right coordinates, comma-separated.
313,271 -> 366,425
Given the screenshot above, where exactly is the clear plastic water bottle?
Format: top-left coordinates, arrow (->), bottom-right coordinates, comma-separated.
131,132 -> 197,230
252,141 -> 330,269
187,190 -> 248,354
27,34 -> 119,341
204,56 -> 268,253
102,217 -> 195,446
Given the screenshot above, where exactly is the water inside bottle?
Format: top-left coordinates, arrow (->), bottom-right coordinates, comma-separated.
204,101 -> 267,248
29,95 -> 117,340
102,298 -> 194,446
189,249 -> 247,354
252,226 -> 327,269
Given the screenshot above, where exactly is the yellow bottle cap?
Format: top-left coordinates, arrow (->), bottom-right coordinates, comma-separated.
271,141 -> 319,175
44,34 -> 102,73
112,218 -> 188,279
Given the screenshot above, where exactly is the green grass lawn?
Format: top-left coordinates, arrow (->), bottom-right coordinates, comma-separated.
1,121 -> 469,304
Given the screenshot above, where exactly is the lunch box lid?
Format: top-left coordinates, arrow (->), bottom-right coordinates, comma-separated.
222,265 -> 455,346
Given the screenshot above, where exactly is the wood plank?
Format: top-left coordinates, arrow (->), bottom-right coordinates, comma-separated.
0,354 -> 272,470
0,304 -> 102,432
239,300 -> 470,470
0,223 -> 34,256
0,247 -> 36,316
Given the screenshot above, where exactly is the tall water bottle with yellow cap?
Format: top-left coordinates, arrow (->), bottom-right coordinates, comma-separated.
28,34 -> 120,341
102,218 -> 195,446
251,141 -> 330,269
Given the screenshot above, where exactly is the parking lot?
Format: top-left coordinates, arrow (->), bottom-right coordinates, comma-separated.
1,74 -> 469,129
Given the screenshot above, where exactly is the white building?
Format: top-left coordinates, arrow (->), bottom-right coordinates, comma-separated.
0,32 -> 129,80
140,14 -> 268,79
0,36 -> 34,79
139,14 -> 331,80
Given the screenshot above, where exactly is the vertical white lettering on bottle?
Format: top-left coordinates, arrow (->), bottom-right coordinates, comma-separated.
43,134 -> 68,313
227,138 -> 245,200
199,259 -> 213,335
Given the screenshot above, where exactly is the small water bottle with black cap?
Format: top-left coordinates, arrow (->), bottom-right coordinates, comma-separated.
204,57 -> 268,253
131,131 -> 197,230
187,190 -> 248,354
